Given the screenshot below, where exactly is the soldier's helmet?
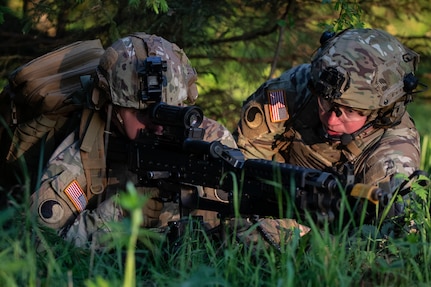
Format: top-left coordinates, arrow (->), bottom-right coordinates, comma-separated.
95,32 -> 198,109
310,28 -> 419,115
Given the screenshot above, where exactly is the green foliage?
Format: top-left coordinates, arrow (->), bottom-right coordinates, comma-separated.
0,5 -> 8,24
1,2 -> 431,286
333,0 -> 365,30
128,0 -> 169,14
420,135 -> 431,174
1,0 -> 431,133
0,137 -> 431,286
319,0 -> 365,32
1,157 -> 431,286
408,101 -> 431,137
117,183 -> 143,287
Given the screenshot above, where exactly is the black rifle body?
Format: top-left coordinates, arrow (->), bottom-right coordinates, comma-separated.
128,103 -> 383,224
129,137 -> 350,222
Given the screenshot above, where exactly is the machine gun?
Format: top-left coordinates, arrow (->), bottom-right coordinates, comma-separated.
129,103 -> 387,226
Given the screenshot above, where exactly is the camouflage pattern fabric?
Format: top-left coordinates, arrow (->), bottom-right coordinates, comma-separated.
0,40 -> 104,190
199,116 -> 238,147
232,218 -> 310,251
310,29 -> 419,111
58,194 -> 125,249
30,132 -> 87,230
351,113 -> 420,187
235,64 -> 313,161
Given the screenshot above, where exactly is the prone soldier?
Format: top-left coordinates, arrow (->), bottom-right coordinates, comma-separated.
235,28 -> 424,225
30,32 -> 236,249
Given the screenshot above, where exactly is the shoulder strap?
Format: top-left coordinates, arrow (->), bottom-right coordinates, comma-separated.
79,108 -> 107,198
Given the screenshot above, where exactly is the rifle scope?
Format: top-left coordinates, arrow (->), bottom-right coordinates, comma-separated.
149,102 -> 204,129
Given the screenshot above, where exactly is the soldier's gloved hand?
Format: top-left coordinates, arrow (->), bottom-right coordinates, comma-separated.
141,197 -> 164,227
136,187 -> 164,227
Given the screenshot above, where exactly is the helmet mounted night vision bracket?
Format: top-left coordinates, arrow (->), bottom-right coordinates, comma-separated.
314,67 -> 350,101
138,56 -> 168,104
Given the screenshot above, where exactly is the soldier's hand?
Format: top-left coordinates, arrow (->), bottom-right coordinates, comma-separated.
135,186 -> 164,228
142,197 -> 164,227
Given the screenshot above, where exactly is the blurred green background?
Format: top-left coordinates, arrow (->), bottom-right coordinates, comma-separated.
1,0 -> 430,135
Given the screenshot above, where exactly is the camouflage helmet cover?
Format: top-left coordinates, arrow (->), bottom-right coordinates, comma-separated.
97,32 -> 198,109
310,28 -> 419,110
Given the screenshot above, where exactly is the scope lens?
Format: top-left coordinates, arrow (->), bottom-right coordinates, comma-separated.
184,109 -> 203,128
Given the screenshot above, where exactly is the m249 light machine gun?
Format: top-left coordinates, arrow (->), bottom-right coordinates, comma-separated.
128,102 -> 387,226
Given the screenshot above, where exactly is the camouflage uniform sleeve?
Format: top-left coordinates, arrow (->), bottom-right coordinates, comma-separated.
30,132 -> 88,230
200,116 -> 237,148
235,64 -> 311,161
59,194 -> 124,249
356,112 -> 421,215
31,131 -> 127,249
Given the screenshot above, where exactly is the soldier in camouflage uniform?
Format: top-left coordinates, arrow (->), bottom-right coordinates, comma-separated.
235,28 -> 422,225
30,32 -> 236,249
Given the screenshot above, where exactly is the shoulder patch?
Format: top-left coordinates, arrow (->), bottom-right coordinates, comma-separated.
64,180 -> 87,212
267,89 -> 289,122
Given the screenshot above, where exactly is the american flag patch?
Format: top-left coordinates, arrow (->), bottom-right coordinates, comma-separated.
64,180 -> 87,212
267,89 -> 289,122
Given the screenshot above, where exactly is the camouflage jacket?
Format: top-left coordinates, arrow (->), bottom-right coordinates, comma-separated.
236,64 -> 421,202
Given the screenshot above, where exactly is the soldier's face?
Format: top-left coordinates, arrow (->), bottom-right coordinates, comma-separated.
317,97 -> 367,136
117,107 -> 163,140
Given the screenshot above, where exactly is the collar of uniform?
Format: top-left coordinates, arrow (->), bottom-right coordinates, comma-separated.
346,127 -> 385,157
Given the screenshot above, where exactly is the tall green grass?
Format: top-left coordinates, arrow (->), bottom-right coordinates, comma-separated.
1,137 -> 430,287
